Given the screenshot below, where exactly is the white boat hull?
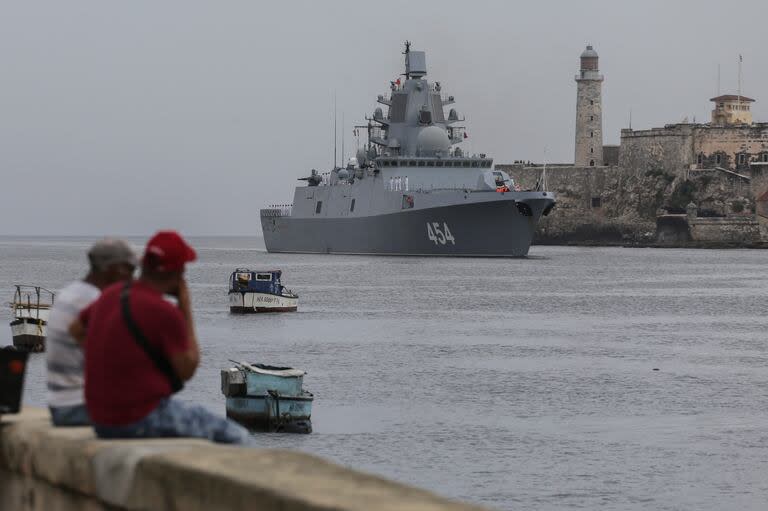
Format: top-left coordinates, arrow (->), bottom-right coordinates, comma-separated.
10,318 -> 47,352
228,291 -> 298,313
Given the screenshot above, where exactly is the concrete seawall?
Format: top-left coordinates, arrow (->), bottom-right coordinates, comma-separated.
1,408 -> 487,511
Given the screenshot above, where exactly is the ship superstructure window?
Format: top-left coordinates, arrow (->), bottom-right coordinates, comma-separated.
435,161 -> 444,167
256,273 -> 273,281
471,161 -> 478,168
462,161 -> 470,167
350,199 -> 355,212
315,201 -> 322,214
427,161 -> 435,167
418,161 -> 426,167
444,161 -> 452,167
408,160 -> 417,167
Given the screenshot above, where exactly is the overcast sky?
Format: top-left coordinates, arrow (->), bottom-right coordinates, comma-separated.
1,0 -> 766,236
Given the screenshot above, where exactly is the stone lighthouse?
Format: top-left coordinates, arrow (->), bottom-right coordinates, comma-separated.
574,45 -> 604,166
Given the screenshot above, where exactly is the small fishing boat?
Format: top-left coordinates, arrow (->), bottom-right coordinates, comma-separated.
221,361 -> 313,433
9,285 -> 55,352
228,269 -> 298,313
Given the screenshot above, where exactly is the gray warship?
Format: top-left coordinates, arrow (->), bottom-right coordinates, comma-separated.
260,43 -> 556,256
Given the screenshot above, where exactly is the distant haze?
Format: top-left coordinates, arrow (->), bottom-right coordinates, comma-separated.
2,0 -> 766,236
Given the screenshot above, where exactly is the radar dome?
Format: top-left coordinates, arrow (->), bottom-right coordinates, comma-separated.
337,168 -> 350,180
416,126 -> 450,156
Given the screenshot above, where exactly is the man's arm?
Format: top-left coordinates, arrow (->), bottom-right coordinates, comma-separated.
169,279 -> 200,382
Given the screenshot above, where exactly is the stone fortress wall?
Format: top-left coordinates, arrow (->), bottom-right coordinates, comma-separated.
497,46 -> 768,247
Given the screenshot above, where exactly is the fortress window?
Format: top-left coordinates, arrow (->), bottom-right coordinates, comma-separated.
697,154 -> 703,165
590,148 -> 594,154
590,115 -> 594,121
738,154 -> 747,165
350,199 -> 355,212
716,154 -> 722,165
591,197 -> 602,208
315,201 -> 323,214
589,159 -> 595,167
763,154 -> 768,162
590,100 -> 594,105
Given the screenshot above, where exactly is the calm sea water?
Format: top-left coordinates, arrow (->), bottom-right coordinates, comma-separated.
2,236 -> 768,510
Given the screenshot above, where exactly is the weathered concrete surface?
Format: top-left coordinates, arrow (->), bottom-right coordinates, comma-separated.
1,408 -> 488,511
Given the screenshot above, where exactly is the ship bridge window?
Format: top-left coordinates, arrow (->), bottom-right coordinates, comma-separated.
427,161 -> 435,167
382,161 -> 390,167
408,160 -> 417,167
444,161 -> 453,167
256,273 -> 273,281
483,161 -> 492,168
315,201 -> 322,214
418,161 -> 426,167
435,161 -> 444,167
471,161 -> 479,168
350,198 -> 356,212
462,161 -> 470,167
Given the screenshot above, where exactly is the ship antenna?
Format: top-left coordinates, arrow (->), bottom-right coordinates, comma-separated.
341,112 -> 345,166
403,40 -> 411,79
334,91 -> 338,168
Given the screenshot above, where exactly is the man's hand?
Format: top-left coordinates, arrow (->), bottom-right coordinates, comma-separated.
69,318 -> 87,346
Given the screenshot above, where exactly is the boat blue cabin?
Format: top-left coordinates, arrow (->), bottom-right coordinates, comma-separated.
230,269 -> 285,295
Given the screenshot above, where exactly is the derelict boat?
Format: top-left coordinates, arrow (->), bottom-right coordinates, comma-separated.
221,361 -> 313,433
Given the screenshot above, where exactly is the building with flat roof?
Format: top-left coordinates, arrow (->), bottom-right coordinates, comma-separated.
711,94 -> 755,126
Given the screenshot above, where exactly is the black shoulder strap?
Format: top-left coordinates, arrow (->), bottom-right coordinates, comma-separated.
120,282 -> 183,393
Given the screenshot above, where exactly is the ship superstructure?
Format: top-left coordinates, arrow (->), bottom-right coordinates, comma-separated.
260,43 -> 555,256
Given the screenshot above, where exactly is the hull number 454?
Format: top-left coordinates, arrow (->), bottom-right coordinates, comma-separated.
426,222 -> 456,245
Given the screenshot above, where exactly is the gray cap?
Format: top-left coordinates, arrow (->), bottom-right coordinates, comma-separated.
87,238 -> 138,271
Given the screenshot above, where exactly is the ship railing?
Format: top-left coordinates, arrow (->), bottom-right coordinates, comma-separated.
261,205 -> 293,217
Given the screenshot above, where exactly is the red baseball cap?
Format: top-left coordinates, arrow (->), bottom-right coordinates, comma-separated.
142,231 -> 197,272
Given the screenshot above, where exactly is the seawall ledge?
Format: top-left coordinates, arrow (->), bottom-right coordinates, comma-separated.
1,407 -> 488,511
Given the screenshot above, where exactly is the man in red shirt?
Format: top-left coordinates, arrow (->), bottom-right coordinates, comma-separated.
71,231 -> 250,444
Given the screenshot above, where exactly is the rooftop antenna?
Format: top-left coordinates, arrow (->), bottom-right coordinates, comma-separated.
717,63 -> 721,95
737,54 -> 743,108
629,108 -> 632,130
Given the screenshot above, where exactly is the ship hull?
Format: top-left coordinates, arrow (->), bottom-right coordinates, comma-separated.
262,195 -> 553,257
228,291 -> 298,313
10,318 -> 47,352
